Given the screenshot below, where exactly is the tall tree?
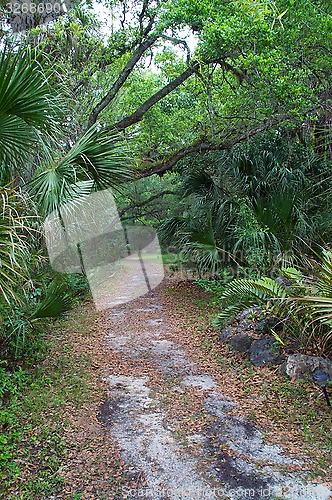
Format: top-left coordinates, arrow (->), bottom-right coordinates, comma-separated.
3,0 -> 329,178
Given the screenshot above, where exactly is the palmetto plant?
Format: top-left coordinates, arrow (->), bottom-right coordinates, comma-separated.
159,210 -> 223,276
0,44 -> 133,357
0,44 -> 62,183
158,165 -> 233,274
223,147 -> 331,258
0,43 -> 133,205
29,124 -> 133,215
160,140 -> 332,274
0,44 -> 68,316
212,251 -> 332,356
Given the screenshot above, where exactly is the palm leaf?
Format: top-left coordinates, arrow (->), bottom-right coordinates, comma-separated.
221,277 -> 287,304
158,216 -> 187,245
30,125 -> 133,214
32,279 -> 72,319
0,45 -> 62,173
180,167 -> 219,200
176,214 -> 222,274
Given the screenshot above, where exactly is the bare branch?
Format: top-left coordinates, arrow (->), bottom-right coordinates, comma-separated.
219,60 -> 248,85
139,0 -> 149,32
121,0 -> 126,29
88,35 -> 158,127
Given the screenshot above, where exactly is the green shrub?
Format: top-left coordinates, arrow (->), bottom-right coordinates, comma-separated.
199,250 -> 332,357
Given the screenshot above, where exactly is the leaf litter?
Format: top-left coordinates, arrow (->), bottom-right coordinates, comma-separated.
36,278 -> 332,499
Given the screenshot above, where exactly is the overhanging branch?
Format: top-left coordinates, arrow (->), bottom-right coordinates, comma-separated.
113,62 -> 199,131
88,35 -> 158,127
138,119 -> 280,178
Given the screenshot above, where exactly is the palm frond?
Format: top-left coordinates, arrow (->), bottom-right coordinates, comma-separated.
158,216 -> 187,245
0,45 -> 62,174
175,214 -> 222,274
29,126 -> 133,214
213,301 -> 258,327
220,277 -> 287,305
32,279 -> 72,318
180,167 -> 218,200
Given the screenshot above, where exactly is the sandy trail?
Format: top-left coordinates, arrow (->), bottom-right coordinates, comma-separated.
96,282 -> 331,500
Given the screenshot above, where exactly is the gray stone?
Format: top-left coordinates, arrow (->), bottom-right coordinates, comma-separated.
249,336 -> 285,367
254,319 -> 269,334
285,354 -> 332,381
220,327 -> 234,343
236,321 -> 254,334
230,333 -> 253,353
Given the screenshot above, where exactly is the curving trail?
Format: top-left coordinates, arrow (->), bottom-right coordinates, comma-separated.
96,280 -> 331,500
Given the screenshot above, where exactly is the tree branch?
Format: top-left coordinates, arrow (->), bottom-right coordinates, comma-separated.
88,52 -> 247,132
88,35 -> 158,127
138,119 -> 280,178
111,58 -> 250,132
160,34 -> 191,64
113,62 -> 199,131
118,190 -> 175,218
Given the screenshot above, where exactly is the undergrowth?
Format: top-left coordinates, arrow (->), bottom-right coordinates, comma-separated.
0,276 -> 93,499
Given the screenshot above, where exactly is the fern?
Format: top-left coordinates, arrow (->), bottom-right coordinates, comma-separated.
217,300 -> 259,325
214,255 -> 332,355
220,277 -> 287,307
220,279 -> 262,304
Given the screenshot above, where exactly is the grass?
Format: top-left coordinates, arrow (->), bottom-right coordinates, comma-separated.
161,253 -> 178,264
0,310 -> 97,499
133,252 -> 177,264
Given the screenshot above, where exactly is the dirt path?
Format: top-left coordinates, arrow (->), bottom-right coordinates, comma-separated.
93,281 -> 331,500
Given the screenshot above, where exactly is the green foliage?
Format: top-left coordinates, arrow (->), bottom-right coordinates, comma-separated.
213,276 -> 289,326
0,365 -> 28,481
10,0 -> 329,166
160,131 -> 332,275
202,248 -> 332,356
30,125 -> 133,215
0,184 -> 32,305
0,311 -> 96,497
64,273 -> 89,297
159,211 -> 222,275
32,279 -> 72,319
0,41 -> 133,363
115,172 -> 182,227
0,45 -> 62,181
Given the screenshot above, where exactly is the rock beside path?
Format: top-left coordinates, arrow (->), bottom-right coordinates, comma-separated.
285,354 -> 332,381
98,283 -> 331,500
249,336 -> 285,367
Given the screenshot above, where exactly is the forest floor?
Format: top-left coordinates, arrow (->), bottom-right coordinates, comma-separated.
7,278 -> 332,499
